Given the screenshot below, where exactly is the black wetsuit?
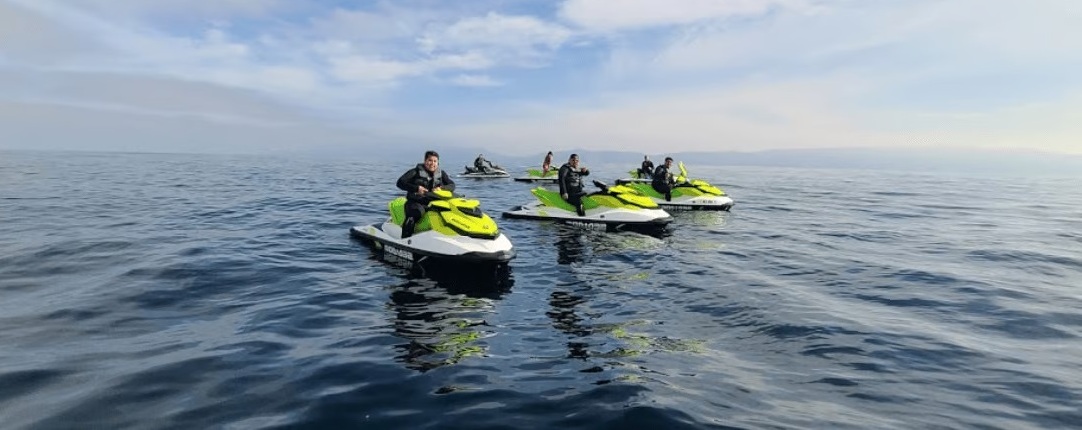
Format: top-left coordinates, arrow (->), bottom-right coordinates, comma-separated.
639,160 -> 654,179
558,163 -> 590,215
652,164 -> 674,201
395,163 -> 456,238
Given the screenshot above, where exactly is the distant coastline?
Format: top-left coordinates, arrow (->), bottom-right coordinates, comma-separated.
5,146 -> 1080,177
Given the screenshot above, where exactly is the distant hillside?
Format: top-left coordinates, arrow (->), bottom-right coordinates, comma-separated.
474,147 -> 1082,176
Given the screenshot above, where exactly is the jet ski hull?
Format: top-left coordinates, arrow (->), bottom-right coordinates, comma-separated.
614,179 -> 734,211
515,169 -> 558,183
502,202 -> 672,232
652,197 -> 734,211
513,177 -> 557,183
351,221 -> 515,264
461,165 -> 511,178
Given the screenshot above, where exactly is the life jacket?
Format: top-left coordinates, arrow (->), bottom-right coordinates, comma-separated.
560,163 -> 585,193
406,164 -> 446,201
653,165 -> 672,187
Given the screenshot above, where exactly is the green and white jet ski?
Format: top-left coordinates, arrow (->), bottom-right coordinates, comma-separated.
513,168 -> 558,183
461,165 -> 510,178
615,162 -> 734,211
351,190 -> 515,264
502,180 -> 673,232
623,168 -> 653,183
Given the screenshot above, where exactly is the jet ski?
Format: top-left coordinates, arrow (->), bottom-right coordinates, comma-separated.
460,164 -> 510,178
513,168 -> 558,183
502,180 -> 673,232
622,168 -> 652,183
351,190 -> 515,265
615,162 -> 734,211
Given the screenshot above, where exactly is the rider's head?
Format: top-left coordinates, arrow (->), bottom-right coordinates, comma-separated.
568,153 -> 579,168
664,157 -> 673,167
423,150 -> 439,172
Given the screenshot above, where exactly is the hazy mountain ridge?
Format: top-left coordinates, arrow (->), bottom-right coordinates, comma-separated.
5,146 -> 1079,176
472,147 -> 1082,176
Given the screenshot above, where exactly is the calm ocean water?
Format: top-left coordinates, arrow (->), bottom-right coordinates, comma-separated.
1,150 -> 1081,429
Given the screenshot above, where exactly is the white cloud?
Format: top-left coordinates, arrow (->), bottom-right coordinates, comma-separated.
439,77 -> 879,154
328,55 -> 425,84
324,49 -> 493,85
0,68 -> 315,124
0,99 -> 357,154
2,0 -> 1080,156
418,12 -> 572,66
449,74 -> 502,87
421,12 -> 571,52
438,76 -> 1082,156
48,0 -> 292,22
559,0 -> 799,32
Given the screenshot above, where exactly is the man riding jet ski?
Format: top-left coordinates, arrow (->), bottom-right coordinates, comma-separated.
616,159 -> 734,211
351,150 -> 515,264
461,153 -> 510,178
503,154 -> 672,232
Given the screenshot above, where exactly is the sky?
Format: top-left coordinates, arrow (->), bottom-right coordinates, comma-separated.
1,0 -> 1080,156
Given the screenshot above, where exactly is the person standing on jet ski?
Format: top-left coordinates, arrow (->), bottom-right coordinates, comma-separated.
652,157 -> 675,201
396,150 -> 455,238
558,153 -> 590,216
639,155 -> 654,179
541,151 -> 554,174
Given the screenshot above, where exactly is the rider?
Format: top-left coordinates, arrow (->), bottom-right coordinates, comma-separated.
396,150 -> 455,238
558,153 -> 590,216
652,157 -> 675,201
541,151 -> 554,175
639,155 -> 654,179
474,154 -> 497,172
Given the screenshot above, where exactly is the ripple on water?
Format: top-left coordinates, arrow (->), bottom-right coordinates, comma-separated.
2,153 -> 1081,430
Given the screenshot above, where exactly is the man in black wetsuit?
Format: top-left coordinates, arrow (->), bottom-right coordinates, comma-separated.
652,157 -> 675,201
558,153 -> 590,216
396,150 -> 455,238
473,154 -> 497,173
639,155 -> 654,179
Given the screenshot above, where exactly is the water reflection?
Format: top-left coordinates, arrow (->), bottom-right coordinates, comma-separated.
553,225 -> 670,265
547,290 -> 592,359
673,209 -> 730,227
374,254 -> 514,372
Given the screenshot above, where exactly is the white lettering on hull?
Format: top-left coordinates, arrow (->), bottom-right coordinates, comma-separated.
562,221 -> 608,229
383,243 -> 415,261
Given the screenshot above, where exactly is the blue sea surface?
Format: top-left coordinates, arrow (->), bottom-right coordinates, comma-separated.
1,150 -> 1081,429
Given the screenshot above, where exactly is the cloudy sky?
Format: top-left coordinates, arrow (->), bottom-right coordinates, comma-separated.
1,0 -> 1079,155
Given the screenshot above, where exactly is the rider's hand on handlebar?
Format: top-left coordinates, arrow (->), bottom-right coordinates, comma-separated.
418,185 -> 429,194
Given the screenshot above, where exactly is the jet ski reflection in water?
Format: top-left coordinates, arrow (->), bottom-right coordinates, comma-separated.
350,150 -> 515,269
503,153 -> 673,233
387,271 -> 512,371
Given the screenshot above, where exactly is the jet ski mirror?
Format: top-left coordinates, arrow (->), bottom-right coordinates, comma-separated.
592,180 -> 610,192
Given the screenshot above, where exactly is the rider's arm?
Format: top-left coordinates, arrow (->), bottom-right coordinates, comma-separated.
558,166 -> 569,195
440,171 -> 456,192
396,169 -> 416,192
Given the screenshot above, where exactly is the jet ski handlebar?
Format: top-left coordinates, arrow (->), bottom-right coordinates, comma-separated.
425,189 -> 464,199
